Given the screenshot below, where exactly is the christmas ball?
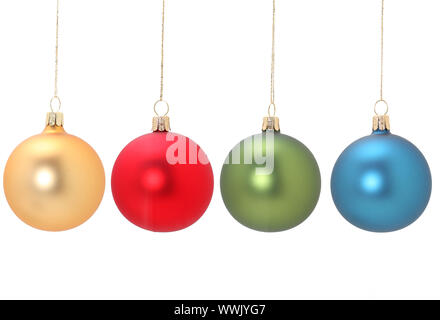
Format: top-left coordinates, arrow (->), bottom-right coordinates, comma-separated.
331,130 -> 431,232
220,132 -> 321,232
111,131 -> 214,232
3,125 -> 105,231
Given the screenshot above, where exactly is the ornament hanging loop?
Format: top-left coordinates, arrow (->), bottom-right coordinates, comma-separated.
268,103 -> 276,117
374,99 -> 389,116
153,99 -> 170,117
50,96 -> 62,112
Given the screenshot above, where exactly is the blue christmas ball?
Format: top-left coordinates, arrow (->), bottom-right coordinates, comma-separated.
331,130 -> 431,232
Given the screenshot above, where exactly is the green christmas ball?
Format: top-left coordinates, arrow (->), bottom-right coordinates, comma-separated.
220,132 -> 321,232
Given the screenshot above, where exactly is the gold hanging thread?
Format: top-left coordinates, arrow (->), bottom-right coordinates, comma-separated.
46,0 -> 63,127
152,0 -> 171,132
263,0 -> 280,132
372,0 -> 390,131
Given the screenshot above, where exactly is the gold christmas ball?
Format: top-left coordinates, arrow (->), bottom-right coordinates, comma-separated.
3,125 -> 105,231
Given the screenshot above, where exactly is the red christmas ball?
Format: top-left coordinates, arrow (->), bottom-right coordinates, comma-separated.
111,132 -> 214,232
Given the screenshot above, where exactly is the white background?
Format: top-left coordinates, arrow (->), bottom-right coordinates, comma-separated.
0,0 -> 439,300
